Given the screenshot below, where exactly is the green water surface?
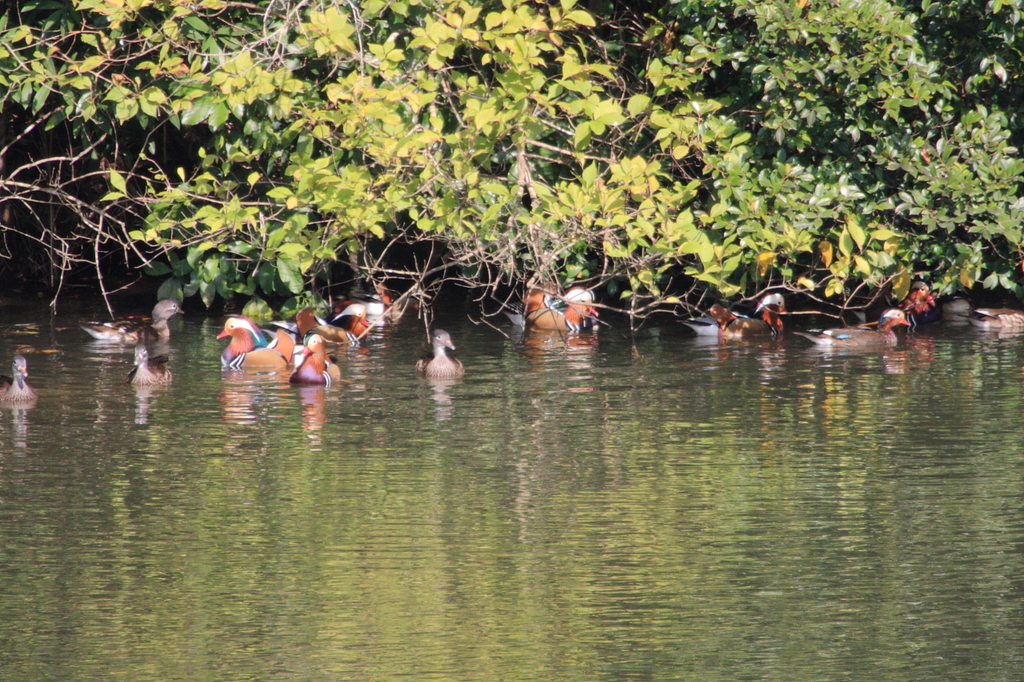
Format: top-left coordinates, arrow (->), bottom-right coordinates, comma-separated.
1,299 -> 1022,681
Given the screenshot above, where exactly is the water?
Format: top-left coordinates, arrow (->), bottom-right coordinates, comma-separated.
2,296 -> 1024,681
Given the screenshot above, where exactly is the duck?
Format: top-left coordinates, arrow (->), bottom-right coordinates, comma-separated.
683,293 -> 785,339
754,292 -> 786,336
290,334 -> 343,386
416,329 -> 465,378
681,304 -> 732,336
0,355 -> 37,402
127,345 -> 172,386
81,299 -> 183,343
346,282 -> 402,321
374,284 -> 409,322
313,302 -> 371,345
705,305 -> 770,340
794,308 -> 911,348
898,281 -> 942,326
524,286 -> 598,333
968,307 -> 1024,331
269,306 -> 325,343
217,316 -> 292,369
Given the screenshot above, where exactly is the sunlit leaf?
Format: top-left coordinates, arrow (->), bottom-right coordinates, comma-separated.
891,270 -> 911,301
819,241 -> 833,268
839,230 -> 854,258
846,216 -> 866,249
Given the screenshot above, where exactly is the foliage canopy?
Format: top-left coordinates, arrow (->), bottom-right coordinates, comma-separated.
1,0 -> 1023,315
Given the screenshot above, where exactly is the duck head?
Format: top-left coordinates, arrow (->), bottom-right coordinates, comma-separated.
878,308 -> 911,331
218,317 -> 269,365
563,286 -> 598,325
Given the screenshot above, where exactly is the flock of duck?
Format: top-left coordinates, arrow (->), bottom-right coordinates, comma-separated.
679,281 -> 1024,346
0,280 -> 1020,404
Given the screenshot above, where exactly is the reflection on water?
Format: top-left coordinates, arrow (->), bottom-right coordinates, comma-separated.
1,302 -> 1024,681
522,329 -> 599,390
296,384 -> 327,432
132,384 -> 159,425
219,369 -> 290,426
1,403 -> 34,449
422,376 -> 458,421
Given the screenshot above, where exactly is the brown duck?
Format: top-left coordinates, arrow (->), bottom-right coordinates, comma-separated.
81,299 -> 183,343
127,345 -> 172,386
0,355 -> 37,402
416,329 -> 465,378
794,308 -> 910,348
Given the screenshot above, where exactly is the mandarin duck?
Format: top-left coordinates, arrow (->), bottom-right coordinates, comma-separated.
710,305 -> 770,340
0,355 -> 37,402
794,308 -> 910,348
269,306 -> 325,343
374,284 -> 409,322
683,293 -> 785,339
313,302 -> 371,345
898,281 -> 942,326
345,283 -> 395,321
968,307 -> 1024,331
416,329 -> 465,378
218,316 -> 293,369
754,293 -> 786,336
524,286 -> 598,333
681,304 -> 731,336
363,290 -> 388,320
81,299 -> 183,343
127,344 -> 172,386
348,282 -> 410,321
290,334 -> 343,386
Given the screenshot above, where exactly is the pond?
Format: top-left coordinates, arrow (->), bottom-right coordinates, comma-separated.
2,293 -> 1023,681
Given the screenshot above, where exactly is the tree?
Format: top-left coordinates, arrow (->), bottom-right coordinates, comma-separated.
2,0 -> 1023,318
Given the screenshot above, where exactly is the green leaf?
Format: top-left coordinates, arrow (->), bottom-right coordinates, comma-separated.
277,260 -> 304,294
564,10 -> 596,27
143,262 -> 173,276
156,277 -> 184,302
846,216 -> 866,249
870,228 -> 899,242
277,243 -> 309,259
839,230 -> 854,258
241,296 -> 273,321
108,170 -> 126,194
627,95 -> 650,117
199,277 -> 218,307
